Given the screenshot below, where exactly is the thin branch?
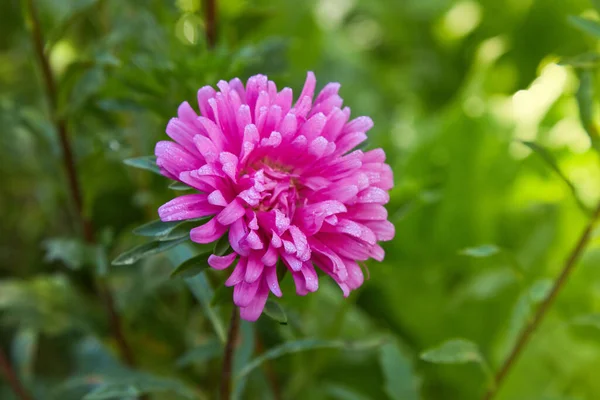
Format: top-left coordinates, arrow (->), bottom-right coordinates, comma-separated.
482,200 -> 600,400
204,0 -> 217,48
220,308 -> 240,400
0,346 -> 33,400
23,0 -> 136,369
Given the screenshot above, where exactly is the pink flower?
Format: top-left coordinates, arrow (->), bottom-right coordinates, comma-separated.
155,72 -> 394,321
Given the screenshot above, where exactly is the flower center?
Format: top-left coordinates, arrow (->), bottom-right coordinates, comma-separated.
245,159 -> 301,218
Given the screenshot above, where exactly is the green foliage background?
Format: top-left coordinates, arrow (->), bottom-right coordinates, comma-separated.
2,0 -> 600,399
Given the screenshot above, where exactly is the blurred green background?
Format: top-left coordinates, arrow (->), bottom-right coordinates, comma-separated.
2,0 -> 600,399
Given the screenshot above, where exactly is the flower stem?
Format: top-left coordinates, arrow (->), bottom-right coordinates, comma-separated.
220,308 -> 240,400
482,200 -> 600,400
0,346 -> 33,400
204,0 -> 217,48
23,0 -> 137,370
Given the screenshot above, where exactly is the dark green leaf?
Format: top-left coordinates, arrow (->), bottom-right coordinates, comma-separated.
210,285 -> 233,307
263,299 -> 287,324
379,342 -> 420,400
170,252 -> 211,278
568,16 -> 600,38
236,338 -> 386,380
213,234 -> 231,256
160,220 -> 206,241
176,339 -> 222,368
132,218 -> 207,241
112,238 -> 188,265
123,156 -> 161,175
420,339 -> 482,364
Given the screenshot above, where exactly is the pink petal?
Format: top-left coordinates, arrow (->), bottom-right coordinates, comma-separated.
208,253 -> 237,270
217,198 -> 246,225
239,282 -> 269,321
158,194 -> 218,221
190,218 -> 227,243
233,280 -> 260,307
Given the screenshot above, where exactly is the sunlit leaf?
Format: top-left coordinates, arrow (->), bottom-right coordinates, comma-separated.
420,339 -> 483,364
170,252 -> 211,278
263,299 -> 287,324
379,341 -> 420,400
123,156 -> 161,175
112,238 -> 188,265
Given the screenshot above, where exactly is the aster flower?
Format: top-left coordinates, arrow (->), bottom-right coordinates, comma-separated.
155,72 -> 394,321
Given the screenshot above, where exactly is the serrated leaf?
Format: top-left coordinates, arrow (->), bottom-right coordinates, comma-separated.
169,181 -> 193,191
123,156 -> 161,175
82,373 -> 196,400
176,338 -> 222,368
459,244 -> 499,258
213,234 -> 231,256
170,252 -> 211,278
263,300 -> 287,324
379,342 -> 420,400
569,15 -> 600,38
420,339 -> 482,364
236,338 -> 385,381
112,238 -> 188,265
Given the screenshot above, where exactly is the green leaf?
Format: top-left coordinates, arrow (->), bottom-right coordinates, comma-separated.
263,299 -> 287,324
576,69 -> 600,154
11,328 -> 37,384
211,285 -> 233,307
43,237 -> 89,270
169,181 -> 193,191
213,234 -> 231,256
459,244 -> 499,258
170,252 -> 211,278
521,141 -> 590,214
82,373 -> 196,399
123,156 -> 161,175
420,339 -> 483,364
176,338 -> 222,368
324,384 -> 371,400
236,338 -> 386,381
132,218 -> 207,241
568,15 -> 600,38
559,52 -> 600,69
112,238 -> 188,265
379,342 -> 420,400
572,313 -> 600,330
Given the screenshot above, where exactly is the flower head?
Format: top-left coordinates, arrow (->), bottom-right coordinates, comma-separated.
155,72 -> 394,321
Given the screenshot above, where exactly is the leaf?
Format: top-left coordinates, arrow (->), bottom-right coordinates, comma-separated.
559,52 -> 600,69
68,67 -> 106,114
459,244 -> 499,258
11,328 -> 37,384
568,16 -> 600,38
262,300 -> 287,324
43,237 -> 89,270
82,373 -> 196,399
169,181 -> 193,191
170,252 -> 211,278
123,156 -> 161,175
167,244 -> 227,343
576,69 -> 600,153
132,218 -> 206,241
236,338 -> 386,381
521,141 -> 590,214
324,384 -> 371,400
213,234 -> 231,256
572,313 -> 600,330
420,339 -> 483,364
379,341 -> 420,400
210,285 -> 233,307
111,238 -> 188,265
176,338 -> 222,368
